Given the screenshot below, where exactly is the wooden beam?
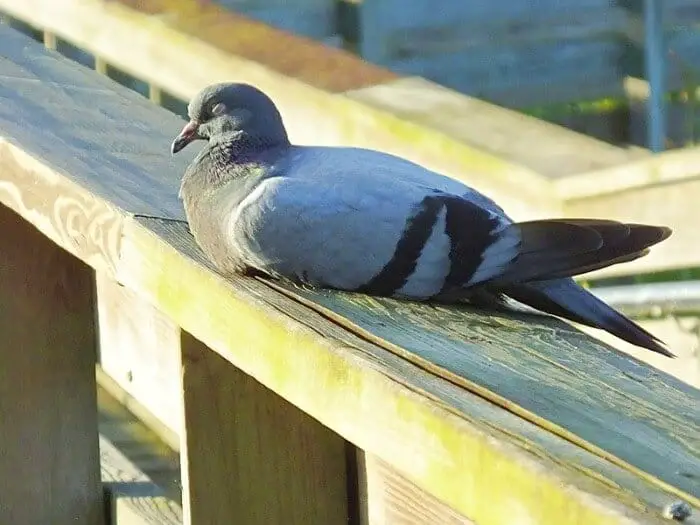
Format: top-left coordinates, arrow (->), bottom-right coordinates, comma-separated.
358,452 -> 473,525
179,332 -> 350,524
96,273 -> 183,440
0,204 -> 103,525
554,144 -> 700,200
119,217 -> 697,524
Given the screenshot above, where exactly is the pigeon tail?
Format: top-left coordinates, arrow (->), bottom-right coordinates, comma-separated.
502,278 -> 674,357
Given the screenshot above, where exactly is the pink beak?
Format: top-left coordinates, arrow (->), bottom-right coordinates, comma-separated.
171,120 -> 200,154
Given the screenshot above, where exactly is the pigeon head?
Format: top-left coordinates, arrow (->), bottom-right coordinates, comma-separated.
171,83 -> 289,154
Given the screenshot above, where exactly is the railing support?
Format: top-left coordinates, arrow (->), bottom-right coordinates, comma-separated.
0,204 -> 104,525
179,332 -> 350,525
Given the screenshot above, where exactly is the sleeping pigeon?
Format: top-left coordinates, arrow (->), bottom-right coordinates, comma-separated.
171,82 -> 674,357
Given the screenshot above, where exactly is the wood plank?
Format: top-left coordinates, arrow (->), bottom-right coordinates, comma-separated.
97,273 -> 183,438
0,0 -> 559,220
551,145 -> 700,278
179,331 -> 350,525
268,275 -> 700,500
348,77 -> 648,182
574,315 -> 700,390
97,380 -> 181,499
358,452 -> 473,525
100,435 -> 183,525
212,0 -> 338,41
357,0 -> 627,107
0,203 -> 104,525
118,216 -> 693,524
555,145 -> 700,200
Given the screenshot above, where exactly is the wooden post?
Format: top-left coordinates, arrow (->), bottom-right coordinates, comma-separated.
179,332 -> 350,525
149,84 -> 163,106
0,204 -> 104,525
43,30 -> 56,50
95,56 -> 108,75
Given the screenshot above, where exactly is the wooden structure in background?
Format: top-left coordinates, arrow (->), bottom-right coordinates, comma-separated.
206,1 -> 700,112
0,24 -> 699,525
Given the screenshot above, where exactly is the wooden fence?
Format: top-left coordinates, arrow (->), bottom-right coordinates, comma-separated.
208,0 -> 700,111
1,22 -> 700,525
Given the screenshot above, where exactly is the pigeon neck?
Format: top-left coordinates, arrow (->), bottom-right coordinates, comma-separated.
214,130 -> 289,160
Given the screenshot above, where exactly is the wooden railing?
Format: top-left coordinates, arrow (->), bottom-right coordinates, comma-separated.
1,0 -> 699,266
0,20 -> 699,525
2,0 -> 700,383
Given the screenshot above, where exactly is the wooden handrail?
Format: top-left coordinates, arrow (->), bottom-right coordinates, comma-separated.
0,22 -> 698,525
3,0 -> 700,280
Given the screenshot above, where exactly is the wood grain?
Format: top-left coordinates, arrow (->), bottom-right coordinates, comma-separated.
179,331 -> 350,525
96,273 -> 183,437
120,217 -> 684,524
0,142 -> 124,275
0,203 -> 103,525
0,23 -> 697,524
278,281 -> 700,501
358,452 -> 474,525
358,0 -> 628,108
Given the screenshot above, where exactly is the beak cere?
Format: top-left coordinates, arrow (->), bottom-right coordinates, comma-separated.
171,120 -> 200,154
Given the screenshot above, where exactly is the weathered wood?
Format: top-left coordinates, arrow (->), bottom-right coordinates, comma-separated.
100,435 -> 183,525
97,380 -> 181,497
97,273 -> 183,438
0,204 -> 103,525
1,24 -> 699,523
119,216 -> 696,523
555,145 -> 700,200
213,0 -> 338,41
358,452 -> 473,525
271,275 -> 700,499
179,331 -> 350,524
575,315 -> 700,389
348,77 -> 648,181
358,0 -> 628,107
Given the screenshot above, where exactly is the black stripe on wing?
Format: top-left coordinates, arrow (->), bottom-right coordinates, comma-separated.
356,195 -> 443,296
440,195 -> 502,292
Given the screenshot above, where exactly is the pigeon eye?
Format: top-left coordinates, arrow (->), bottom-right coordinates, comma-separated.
211,102 -> 227,116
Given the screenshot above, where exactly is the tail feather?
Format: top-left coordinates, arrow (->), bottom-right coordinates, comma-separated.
501,278 -> 674,357
485,220 -> 672,285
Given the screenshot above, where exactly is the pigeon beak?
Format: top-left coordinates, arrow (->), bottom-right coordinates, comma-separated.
171,120 -> 200,155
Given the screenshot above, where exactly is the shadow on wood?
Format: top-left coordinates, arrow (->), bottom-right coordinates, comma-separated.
0,203 -> 103,525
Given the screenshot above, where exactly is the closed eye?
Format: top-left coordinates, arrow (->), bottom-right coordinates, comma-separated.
211,102 -> 227,116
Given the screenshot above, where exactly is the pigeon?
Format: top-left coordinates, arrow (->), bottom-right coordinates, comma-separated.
171,82 -> 674,357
